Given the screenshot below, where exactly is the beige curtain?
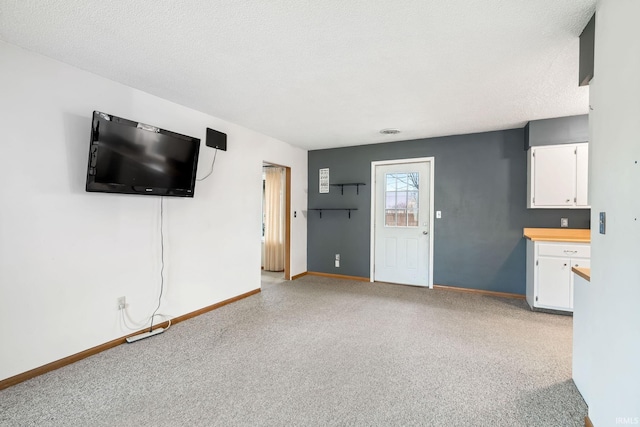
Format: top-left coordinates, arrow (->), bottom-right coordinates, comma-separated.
264,167 -> 285,271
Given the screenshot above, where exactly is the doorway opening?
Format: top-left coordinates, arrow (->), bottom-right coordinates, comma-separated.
370,157 -> 435,288
261,163 -> 291,280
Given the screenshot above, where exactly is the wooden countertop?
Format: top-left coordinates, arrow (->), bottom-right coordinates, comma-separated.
523,227 -> 591,243
572,267 -> 591,282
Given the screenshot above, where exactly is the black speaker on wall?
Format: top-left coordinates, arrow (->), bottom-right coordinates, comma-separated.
206,128 -> 227,151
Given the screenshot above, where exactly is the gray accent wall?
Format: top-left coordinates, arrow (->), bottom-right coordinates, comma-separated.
524,114 -> 589,150
307,128 -> 590,295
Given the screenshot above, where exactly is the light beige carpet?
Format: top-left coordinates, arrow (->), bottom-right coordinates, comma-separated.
0,272 -> 586,426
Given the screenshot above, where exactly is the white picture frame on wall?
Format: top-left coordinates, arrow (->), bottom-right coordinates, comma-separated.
319,168 -> 329,193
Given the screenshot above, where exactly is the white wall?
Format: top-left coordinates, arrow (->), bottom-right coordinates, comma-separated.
579,0 -> 640,424
0,41 -> 307,381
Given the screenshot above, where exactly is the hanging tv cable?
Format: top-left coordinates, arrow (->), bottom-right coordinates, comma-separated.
196,149 -> 218,181
126,196 -> 167,343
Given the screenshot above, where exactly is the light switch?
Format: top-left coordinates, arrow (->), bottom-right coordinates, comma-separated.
436,211 -> 442,219
561,218 -> 568,228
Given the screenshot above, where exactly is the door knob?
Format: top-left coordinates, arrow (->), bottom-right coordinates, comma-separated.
423,231 -> 428,235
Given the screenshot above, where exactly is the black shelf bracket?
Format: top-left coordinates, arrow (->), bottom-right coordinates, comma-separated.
330,183 -> 366,195
309,208 -> 358,219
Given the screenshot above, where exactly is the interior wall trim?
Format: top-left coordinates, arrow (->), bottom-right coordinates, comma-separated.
284,166 -> 292,280
433,284 -> 525,299
262,162 -> 292,280
298,272 -> 525,300
0,288 -> 261,391
306,271 -> 370,282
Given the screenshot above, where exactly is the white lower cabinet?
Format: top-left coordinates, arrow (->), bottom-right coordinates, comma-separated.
526,240 -> 590,312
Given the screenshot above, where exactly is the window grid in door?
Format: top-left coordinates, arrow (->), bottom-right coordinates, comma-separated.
385,172 -> 419,227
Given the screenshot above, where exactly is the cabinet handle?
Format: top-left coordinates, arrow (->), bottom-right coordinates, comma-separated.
566,199 -> 571,203
564,263 -> 568,267
563,250 -> 578,254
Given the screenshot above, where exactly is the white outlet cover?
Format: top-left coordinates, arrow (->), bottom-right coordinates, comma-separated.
436,211 -> 442,219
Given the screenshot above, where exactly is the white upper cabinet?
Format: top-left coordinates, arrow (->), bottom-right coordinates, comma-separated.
531,145 -> 576,207
575,143 -> 589,206
527,143 -> 589,209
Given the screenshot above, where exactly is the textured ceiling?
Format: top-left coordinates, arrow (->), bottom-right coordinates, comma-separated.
0,0 -> 595,150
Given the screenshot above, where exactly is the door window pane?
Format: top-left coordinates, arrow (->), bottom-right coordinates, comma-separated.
407,191 -> 419,226
385,190 -> 397,226
385,172 -> 419,227
407,173 -> 419,191
397,176 -> 408,191
386,175 -> 397,191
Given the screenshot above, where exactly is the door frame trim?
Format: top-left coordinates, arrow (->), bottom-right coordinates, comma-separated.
370,157 -> 435,288
263,162 -> 291,280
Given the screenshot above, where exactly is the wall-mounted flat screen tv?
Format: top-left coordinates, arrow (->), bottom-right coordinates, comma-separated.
86,111 -> 200,197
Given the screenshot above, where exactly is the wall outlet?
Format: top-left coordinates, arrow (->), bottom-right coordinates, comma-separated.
335,259 -> 340,268
561,218 -> 569,228
436,211 -> 442,219
117,296 -> 126,310
335,254 -> 340,261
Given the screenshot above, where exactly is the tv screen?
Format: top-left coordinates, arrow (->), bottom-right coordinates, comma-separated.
86,111 -> 200,197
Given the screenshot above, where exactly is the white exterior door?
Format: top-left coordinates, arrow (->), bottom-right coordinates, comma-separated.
373,160 -> 432,287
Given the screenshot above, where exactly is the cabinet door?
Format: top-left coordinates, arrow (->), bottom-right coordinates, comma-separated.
569,258 -> 591,310
532,145 -> 577,206
536,256 -> 572,310
576,143 -> 589,207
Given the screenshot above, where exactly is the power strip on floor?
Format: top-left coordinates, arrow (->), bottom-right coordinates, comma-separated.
125,327 -> 165,343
